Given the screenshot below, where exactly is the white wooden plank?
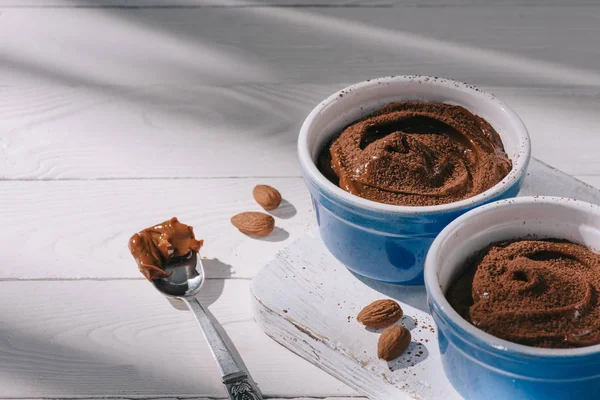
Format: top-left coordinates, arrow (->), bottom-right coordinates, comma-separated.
1,7 -> 599,88
1,161 -> 598,281
3,84 -> 600,180
2,6 -> 600,179
0,178 -> 314,280
2,84 -> 600,179
251,161 -> 600,400
0,83 -> 329,179
0,0 -> 596,7
0,279 -> 357,398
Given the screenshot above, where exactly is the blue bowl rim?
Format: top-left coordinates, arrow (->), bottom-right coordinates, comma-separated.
297,75 -> 531,216
425,196 -> 600,358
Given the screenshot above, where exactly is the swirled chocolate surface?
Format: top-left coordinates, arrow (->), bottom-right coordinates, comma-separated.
317,101 -> 512,206
129,217 -> 203,281
447,240 -> 600,348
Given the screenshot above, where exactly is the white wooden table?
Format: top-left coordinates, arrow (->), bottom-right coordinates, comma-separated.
2,1 -> 600,399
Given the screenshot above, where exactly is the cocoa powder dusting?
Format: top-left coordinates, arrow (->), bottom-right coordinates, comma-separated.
447,239 -> 600,348
317,101 -> 511,206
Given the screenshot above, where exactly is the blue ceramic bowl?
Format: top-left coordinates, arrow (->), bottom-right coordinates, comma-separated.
298,76 -> 530,284
425,197 -> 600,399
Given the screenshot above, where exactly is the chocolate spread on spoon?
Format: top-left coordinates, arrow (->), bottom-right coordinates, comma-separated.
317,101 -> 512,206
447,240 -> 600,348
129,217 -> 203,281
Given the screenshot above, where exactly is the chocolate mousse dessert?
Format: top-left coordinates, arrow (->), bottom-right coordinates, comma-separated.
129,217 -> 203,281
317,101 -> 512,206
447,239 -> 600,348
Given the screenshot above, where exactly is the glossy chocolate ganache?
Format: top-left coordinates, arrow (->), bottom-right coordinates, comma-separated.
129,217 -> 203,281
447,240 -> 600,349
317,101 -> 512,206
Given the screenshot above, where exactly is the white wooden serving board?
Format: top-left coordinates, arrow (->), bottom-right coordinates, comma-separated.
251,158 -> 600,400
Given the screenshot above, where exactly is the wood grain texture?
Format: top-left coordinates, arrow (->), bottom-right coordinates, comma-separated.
0,83 -> 329,179
3,83 -> 600,179
251,162 -> 600,400
0,0 -> 596,7
0,279 -> 357,398
0,178 -> 314,280
1,161 -> 598,281
2,6 -> 600,179
1,6 -> 599,87
2,3 -> 600,399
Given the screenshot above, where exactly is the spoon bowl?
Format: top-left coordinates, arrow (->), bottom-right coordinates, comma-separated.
152,253 -> 204,298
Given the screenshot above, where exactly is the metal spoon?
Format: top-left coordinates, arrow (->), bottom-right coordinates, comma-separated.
153,253 -> 263,400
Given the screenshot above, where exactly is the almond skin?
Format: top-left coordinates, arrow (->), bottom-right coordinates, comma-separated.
378,325 -> 411,361
357,299 -> 403,328
253,185 -> 282,210
231,212 -> 275,236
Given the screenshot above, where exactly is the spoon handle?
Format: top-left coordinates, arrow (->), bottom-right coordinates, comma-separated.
182,297 -> 263,400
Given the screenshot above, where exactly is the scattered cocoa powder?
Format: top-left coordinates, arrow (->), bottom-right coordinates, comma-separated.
317,101 -> 512,206
447,239 -> 600,348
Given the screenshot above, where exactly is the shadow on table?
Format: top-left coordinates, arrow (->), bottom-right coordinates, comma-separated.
0,301 -> 251,396
267,199 -> 297,220
388,341 -> 429,371
365,314 -> 417,334
241,227 -> 290,243
0,323 -> 226,396
166,257 -> 234,311
351,271 -> 429,313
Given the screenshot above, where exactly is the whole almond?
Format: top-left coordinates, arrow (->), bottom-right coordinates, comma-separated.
231,212 -> 275,236
378,325 -> 411,361
357,299 -> 403,328
253,185 -> 282,210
